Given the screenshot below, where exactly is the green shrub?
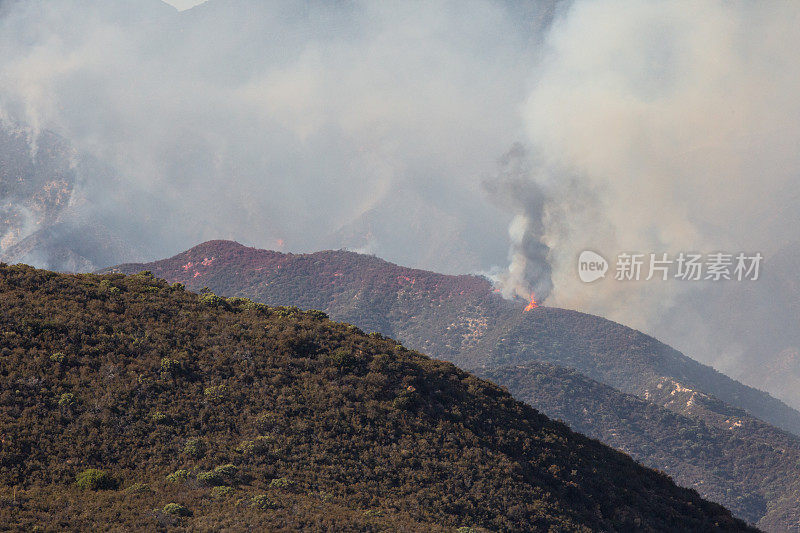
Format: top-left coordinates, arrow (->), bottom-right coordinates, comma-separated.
160,357 -> 181,376
269,477 -> 295,490
162,503 -> 191,517
50,352 -> 66,364
250,493 -> 276,510
198,464 -> 238,486
203,384 -> 227,403
226,296 -> 251,307
166,469 -> 189,483
213,486 -> 235,498
214,464 -> 238,479
99,279 -> 120,295
236,435 -> 272,456
125,482 -> 152,494
392,393 -> 415,411
305,309 -> 328,320
199,292 -> 225,307
242,301 -> 268,312
151,411 -> 169,424
255,413 -> 276,432
326,347 -> 355,369
197,471 -> 225,487
58,393 -> 76,407
184,437 -> 206,459
75,469 -> 116,490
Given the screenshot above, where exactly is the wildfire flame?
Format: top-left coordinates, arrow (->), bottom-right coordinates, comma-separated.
523,293 -> 538,312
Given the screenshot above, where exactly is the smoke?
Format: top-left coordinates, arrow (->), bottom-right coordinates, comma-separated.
0,0 -> 557,275
519,0 -> 800,404
483,145 -> 553,301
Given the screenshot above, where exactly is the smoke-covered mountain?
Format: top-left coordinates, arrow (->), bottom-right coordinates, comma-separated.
0,124 -> 165,271
0,264 -> 754,531
104,240 -> 800,531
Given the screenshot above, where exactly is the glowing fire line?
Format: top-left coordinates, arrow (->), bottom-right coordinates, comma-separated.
523,293 -> 538,312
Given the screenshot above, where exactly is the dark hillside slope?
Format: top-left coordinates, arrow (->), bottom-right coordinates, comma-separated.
105,240 -> 800,438
478,362 -> 800,532
0,265 -> 753,531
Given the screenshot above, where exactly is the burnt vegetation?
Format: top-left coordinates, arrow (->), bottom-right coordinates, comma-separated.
0,264 -> 753,531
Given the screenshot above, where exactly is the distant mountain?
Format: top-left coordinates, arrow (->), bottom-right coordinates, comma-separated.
0,264 -> 753,531
477,362 -> 800,532
0,125 -> 76,254
103,239 -> 800,531
0,123 -> 181,271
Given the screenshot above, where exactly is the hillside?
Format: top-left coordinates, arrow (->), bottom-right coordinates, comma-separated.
477,362 -> 800,532
103,240 -> 800,531
0,265 -> 754,531
105,240 -> 800,437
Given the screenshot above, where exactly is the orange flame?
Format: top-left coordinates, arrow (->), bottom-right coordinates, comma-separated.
523,293 -> 538,312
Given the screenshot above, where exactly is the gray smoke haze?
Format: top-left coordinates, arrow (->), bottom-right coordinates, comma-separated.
3,0 -> 800,408
522,0 -> 800,407
0,0 -> 559,276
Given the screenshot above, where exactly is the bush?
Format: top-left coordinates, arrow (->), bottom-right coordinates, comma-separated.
326,347 -> 356,370
50,352 -> 66,364
250,494 -> 276,510
58,393 -> 77,407
199,292 -> 225,307
198,464 -> 238,486
214,464 -> 238,479
197,471 -> 225,487
151,411 -> 169,424
255,413 -> 276,432
213,486 -> 235,498
184,437 -> 206,459
236,435 -> 272,456
226,296 -> 251,307
99,279 -> 120,295
75,469 -> 116,490
305,309 -> 328,320
125,482 -> 152,494
160,357 -> 181,376
162,503 -> 191,517
166,469 -> 189,483
269,477 -> 295,490
203,385 -> 227,403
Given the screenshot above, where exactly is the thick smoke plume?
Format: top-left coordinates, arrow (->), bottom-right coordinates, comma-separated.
483,145 -> 553,302
521,0 -> 800,407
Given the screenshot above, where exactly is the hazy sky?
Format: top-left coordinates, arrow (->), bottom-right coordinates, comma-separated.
163,0 -> 205,11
